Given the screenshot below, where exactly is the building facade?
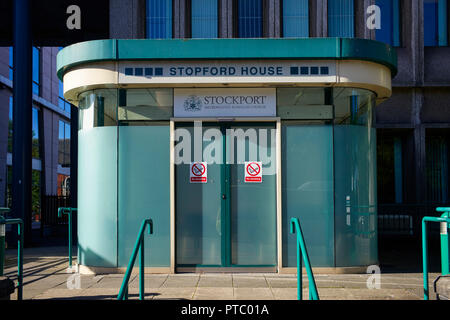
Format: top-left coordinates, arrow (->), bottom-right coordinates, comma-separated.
106,0 -> 450,210
0,46 -> 72,227
1,0 -> 449,261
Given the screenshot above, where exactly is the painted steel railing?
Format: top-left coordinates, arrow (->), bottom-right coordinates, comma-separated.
0,208 -> 23,300
422,208 -> 450,300
58,207 -> 77,269
117,219 -> 153,300
290,217 -> 320,300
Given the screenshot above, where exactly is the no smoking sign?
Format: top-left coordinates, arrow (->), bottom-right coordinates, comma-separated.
245,162 -> 262,183
190,162 -> 207,183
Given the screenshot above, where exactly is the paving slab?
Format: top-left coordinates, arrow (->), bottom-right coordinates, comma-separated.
197,275 -> 233,288
193,287 -> 234,300
162,275 -> 200,288
129,275 -> 168,288
233,288 -> 274,300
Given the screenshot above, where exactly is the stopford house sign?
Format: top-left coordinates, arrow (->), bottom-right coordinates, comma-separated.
174,88 -> 276,118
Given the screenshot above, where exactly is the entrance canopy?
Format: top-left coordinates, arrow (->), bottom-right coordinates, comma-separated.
57,38 -> 397,104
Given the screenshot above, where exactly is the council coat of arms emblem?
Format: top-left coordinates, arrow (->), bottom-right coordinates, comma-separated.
183,95 -> 202,112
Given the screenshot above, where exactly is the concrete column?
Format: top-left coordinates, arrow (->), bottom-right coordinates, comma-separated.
218,0 -> 234,38
110,0 -> 145,39
412,89 -> 426,203
173,0 -> 188,38
273,0 -> 280,37
320,0 -> 328,37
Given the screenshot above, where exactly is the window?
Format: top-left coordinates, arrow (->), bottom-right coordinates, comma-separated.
57,174 -> 70,197
9,47 -> 13,81
32,47 -> 40,95
377,135 -> 403,204
32,107 -> 40,159
426,134 -> 449,203
282,0 -> 309,38
375,0 -> 401,46
237,0 -> 263,38
191,0 -> 218,38
59,120 -> 71,166
8,96 -> 13,153
424,0 -> 448,46
146,0 -> 173,39
31,170 -> 41,223
59,80 -> 72,113
328,0 -> 354,37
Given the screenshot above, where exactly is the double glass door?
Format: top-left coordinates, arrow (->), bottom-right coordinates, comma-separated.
175,122 -> 277,268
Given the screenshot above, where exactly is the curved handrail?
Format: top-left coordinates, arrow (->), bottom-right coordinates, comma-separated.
422,209 -> 450,300
117,219 -> 153,300
290,217 -> 319,300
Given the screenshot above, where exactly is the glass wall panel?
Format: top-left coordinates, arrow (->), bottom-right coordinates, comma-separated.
334,88 -> 378,267
147,0 -> 173,39
328,0 -> 354,37
282,123 -> 334,267
78,89 -> 117,130
277,88 -> 332,120
238,0 -> 263,38
118,124 -> 171,267
191,0 -> 218,38
228,123 -> 277,266
282,0 -> 309,38
118,88 -> 173,122
175,124 -> 224,265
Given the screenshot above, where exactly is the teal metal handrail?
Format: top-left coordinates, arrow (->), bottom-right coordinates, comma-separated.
117,219 -> 153,300
0,209 -> 24,300
422,208 -> 450,300
58,207 -> 77,269
290,217 -> 320,300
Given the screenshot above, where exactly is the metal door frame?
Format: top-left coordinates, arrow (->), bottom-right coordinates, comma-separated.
170,118 -> 282,273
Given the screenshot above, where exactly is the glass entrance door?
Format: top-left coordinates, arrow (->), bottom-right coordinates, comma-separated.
175,122 -> 277,268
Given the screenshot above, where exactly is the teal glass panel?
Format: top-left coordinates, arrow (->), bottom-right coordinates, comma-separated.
227,124 -> 277,266
282,0 -> 309,38
118,88 -> 173,121
191,0 -> 218,38
281,124 -> 334,267
78,89 -> 118,129
334,88 -> 378,267
328,0 -> 354,37
118,125 -> 171,267
78,127 -> 118,267
175,123 -> 223,265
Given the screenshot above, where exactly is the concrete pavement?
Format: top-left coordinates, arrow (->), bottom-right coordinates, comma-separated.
2,246 -> 439,300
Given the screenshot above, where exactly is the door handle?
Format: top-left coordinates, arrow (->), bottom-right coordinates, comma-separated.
222,194 -> 227,200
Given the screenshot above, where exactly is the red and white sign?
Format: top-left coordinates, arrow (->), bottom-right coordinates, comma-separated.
245,161 -> 262,183
190,162 -> 207,183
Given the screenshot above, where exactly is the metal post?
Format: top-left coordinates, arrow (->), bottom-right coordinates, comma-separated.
140,236 -> 144,300
17,221 -> 23,300
68,209 -> 72,268
422,218 -> 429,300
297,237 -> 302,300
12,0 -> 33,246
440,221 -> 449,275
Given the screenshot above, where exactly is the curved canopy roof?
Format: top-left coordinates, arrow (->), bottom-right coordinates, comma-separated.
57,38 -> 397,81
